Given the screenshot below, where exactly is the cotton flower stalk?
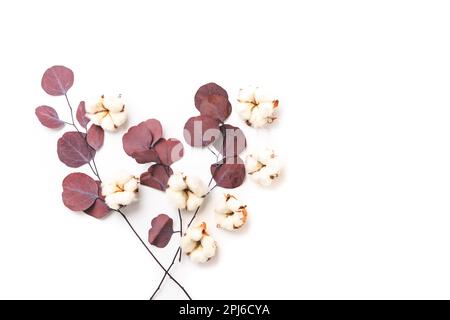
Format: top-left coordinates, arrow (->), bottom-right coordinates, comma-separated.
85,95 -> 127,131
245,148 -> 281,186
215,194 -> 248,230
180,222 -> 217,263
237,86 -> 278,128
166,173 -> 207,211
102,173 -> 139,210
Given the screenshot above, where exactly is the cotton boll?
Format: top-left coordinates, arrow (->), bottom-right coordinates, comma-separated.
102,183 -> 119,197
237,86 -> 279,127
258,102 -> 275,118
101,174 -> 139,209
166,189 -> 188,209
227,197 -> 242,212
182,223 -> 217,263
167,173 -> 207,211
180,236 -> 196,253
257,172 -> 274,187
246,149 -> 281,187
237,103 -> 253,120
85,95 -> 128,131
185,176 -> 207,197
186,224 -> 203,241
215,194 -> 248,230
85,100 -> 102,113
245,154 -> 262,173
103,96 -> 124,113
189,248 -> 209,263
238,86 -> 256,102
250,109 -> 268,128
105,191 -> 137,210
87,111 -> 106,126
100,114 -> 116,131
259,148 -> 275,163
266,157 -> 282,174
215,194 -> 229,214
109,110 -> 127,128
124,177 -> 139,192
167,173 -> 187,191
254,87 -> 276,103
201,236 -> 217,258
186,192 -> 204,211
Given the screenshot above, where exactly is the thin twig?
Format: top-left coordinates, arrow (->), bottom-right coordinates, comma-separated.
64,93 -> 101,180
116,209 -> 191,300
150,247 -> 181,300
178,209 -> 183,262
206,184 -> 218,196
150,149 -> 219,299
188,206 -> 201,228
207,146 -> 217,158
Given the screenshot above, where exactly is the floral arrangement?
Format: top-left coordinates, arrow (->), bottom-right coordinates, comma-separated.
35,65 -> 281,299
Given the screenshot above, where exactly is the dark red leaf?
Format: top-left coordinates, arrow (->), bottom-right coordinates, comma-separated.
84,199 -> 110,219
142,119 -> 163,143
140,164 -> 173,191
197,94 -> 232,122
213,124 -> 247,157
132,149 -> 160,164
194,83 -> 228,108
123,119 -> 164,162
211,157 -> 246,189
57,131 -> 95,168
84,181 -> 110,218
123,123 -> 153,157
148,214 -> 174,248
183,115 -> 221,147
62,173 -> 98,211
87,125 -> 104,151
41,65 -> 74,96
154,138 -> 184,166
76,101 -> 90,128
35,105 -> 64,129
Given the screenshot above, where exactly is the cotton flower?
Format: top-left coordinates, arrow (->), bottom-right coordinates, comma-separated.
102,173 -> 139,210
180,222 -> 217,263
215,194 -> 248,231
85,95 -> 127,131
237,86 -> 278,128
245,148 -> 281,186
166,173 -> 207,211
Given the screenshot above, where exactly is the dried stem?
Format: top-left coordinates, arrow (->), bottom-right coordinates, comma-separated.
64,93 -> 190,299
178,209 -> 183,262
117,209 -> 191,300
64,93 -> 101,180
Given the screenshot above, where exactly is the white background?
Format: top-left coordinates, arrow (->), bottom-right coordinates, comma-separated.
0,0 -> 449,300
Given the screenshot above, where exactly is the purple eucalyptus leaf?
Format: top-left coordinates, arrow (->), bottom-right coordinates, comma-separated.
41,65 -> 74,96
57,131 -> 95,168
132,149 -> 160,164
213,124 -> 247,157
62,173 -> 98,211
142,119 -> 163,144
84,181 -> 110,218
148,214 -> 174,248
197,94 -> 232,122
194,83 -> 228,108
76,101 -> 90,128
140,164 -> 173,191
35,105 -> 64,129
122,123 -> 153,157
211,156 -> 246,189
183,115 -> 220,147
86,124 -> 104,151
154,138 -> 184,166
